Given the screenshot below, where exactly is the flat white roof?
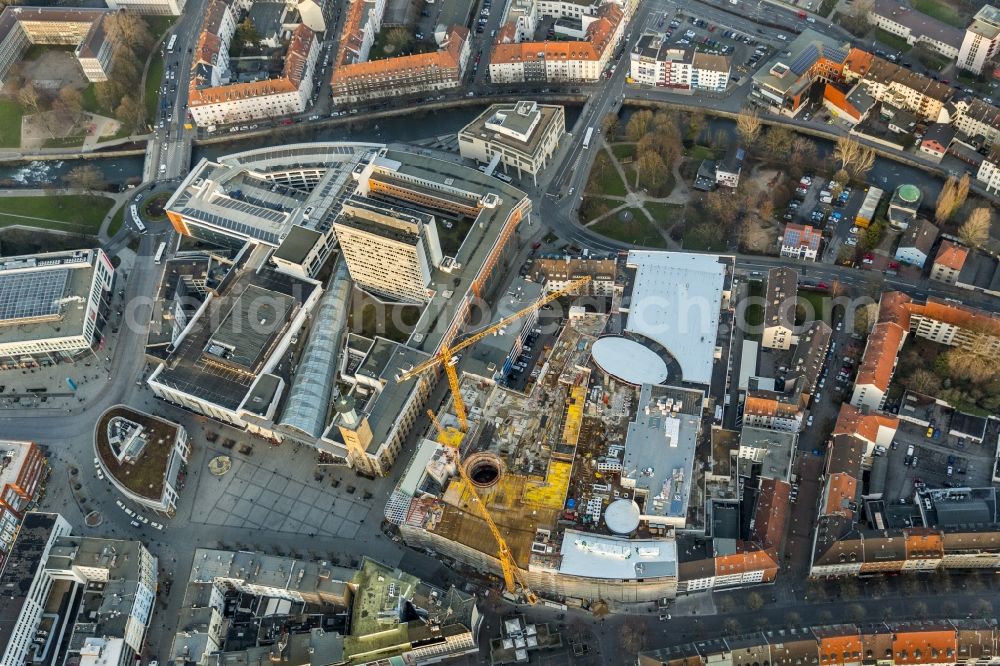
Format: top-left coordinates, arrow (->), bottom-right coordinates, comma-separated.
738,339 -> 759,391
558,529 -> 677,580
625,251 -> 727,386
591,336 -> 668,385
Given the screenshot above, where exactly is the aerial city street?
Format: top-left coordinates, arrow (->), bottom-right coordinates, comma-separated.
0,0 -> 999,663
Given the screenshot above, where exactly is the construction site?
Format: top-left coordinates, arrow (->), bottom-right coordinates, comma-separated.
382,251 -> 739,607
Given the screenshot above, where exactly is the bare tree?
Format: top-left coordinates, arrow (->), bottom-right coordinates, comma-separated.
907,368 -> 943,394
760,125 -> 794,160
625,109 -> 653,142
954,172 -> 971,214
95,81 -> 123,113
600,112 -> 619,138
17,83 -> 43,114
736,107 -> 762,148
746,592 -> 765,610
115,95 -> 145,130
636,149 -> 669,193
53,87 -> 84,128
935,176 -> 958,224
64,165 -> 104,193
834,136 -> 874,178
789,136 -> 818,172
851,144 -> 876,179
618,622 -> 647,655
958,207 -> 991,248
107,11 -> 153,53
686,110 -> 706,142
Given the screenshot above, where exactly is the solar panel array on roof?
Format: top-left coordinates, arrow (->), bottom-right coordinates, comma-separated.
183,206 -> 282,245
0,269 -> 70,322
789,44 -> 820,75
825,46 -> 848,63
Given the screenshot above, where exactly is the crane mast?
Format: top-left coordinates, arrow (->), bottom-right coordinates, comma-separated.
397,276 -> 591,603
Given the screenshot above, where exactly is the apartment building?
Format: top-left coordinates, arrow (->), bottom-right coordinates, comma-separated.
851,292 -> 1000,410
629,35 -> 731,91
0,249 -> 114,369
930,239 -> 969,284
332,196 -> 444,304
640,621 -> 1000,666
330,26 -> 470,105
0,441 -> 47,567
0,513 -> 72,666
529,256 -> 618,296
188,0 -> 318,126
871,0 -> 963,59
490,2 -> 624,83
859,58 -> 953,121
958,4 -> 1000,74
0,7 -> 117,84
106,0 -> 186,15
948,97 -> 1000,148
458,100 -> 566,185
780,223 -> 822,261
977,144 -> 1000,194
761,267 -> 797,349
45,536 -> 158,666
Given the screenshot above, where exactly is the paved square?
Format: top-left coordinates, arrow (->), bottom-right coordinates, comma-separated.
190,448 -> 369,538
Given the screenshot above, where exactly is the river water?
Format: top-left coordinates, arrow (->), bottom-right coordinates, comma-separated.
0,104 -> 942,200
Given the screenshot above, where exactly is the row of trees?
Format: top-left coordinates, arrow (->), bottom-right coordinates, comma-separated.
93,12 -> 155,131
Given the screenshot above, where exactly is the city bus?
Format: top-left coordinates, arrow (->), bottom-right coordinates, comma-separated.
130,205 -> 146,234
154,242 -> 166,265
582,127 -> 594,149
166,34 -> 178,53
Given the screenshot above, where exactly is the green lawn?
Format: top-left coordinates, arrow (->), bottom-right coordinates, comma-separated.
644,202 -> 684,227
874,29 -> 913,53
912,0 -> 965,27
145,16 -> 176,39
144,52 -> 164,126
107,204 -> 126,237
796,291 -> 829,325
42,136 -> 86,149
611,143 -> 636,162
682,220 -> 726,251
687,144 -> 717,161
0,195 -> 114,235
579,196 -> 616,222
0,99 -> 23,148
585,152 -> 628,197
590,209 -> 668,248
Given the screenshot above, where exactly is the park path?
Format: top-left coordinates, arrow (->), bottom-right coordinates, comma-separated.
580,141 -> 689,248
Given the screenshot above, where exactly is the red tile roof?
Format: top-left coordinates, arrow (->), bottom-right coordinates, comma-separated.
892,631 -> 956,665
492,2 -> 622,65
751,478 -> 791,550
934,239 -> 969,271
854,321 -> 905,391
823,472 -> 858,518
331,27 -> 468,85
832,403 -> 898,445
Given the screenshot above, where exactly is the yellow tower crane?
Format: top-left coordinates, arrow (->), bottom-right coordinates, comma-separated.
397,275 -> 591,603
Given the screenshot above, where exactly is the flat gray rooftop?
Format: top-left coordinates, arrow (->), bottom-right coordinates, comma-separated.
622,384 -> 703,524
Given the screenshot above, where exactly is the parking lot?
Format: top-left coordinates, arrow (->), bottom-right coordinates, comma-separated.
640,9 -> 771,84
882,400 -> 998,503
